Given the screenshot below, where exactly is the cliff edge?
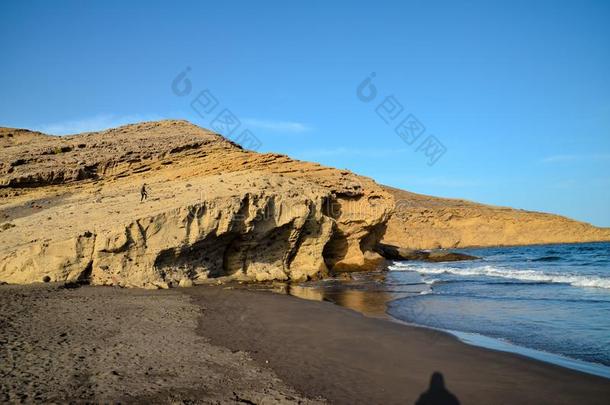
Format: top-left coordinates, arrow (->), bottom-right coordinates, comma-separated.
0,120 -> 393,287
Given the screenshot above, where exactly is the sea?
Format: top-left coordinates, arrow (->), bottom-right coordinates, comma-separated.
280,242 -> 610,378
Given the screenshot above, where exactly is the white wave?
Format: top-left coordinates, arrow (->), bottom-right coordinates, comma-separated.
388,263 -> 610,290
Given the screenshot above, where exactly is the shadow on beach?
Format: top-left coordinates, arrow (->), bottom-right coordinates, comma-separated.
415,372 -> 460,405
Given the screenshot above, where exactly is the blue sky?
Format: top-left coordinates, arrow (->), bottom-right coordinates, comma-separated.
1,0 -> 609,226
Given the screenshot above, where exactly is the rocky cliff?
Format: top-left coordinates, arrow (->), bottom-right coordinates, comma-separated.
382,186 -> 610,249
0,121 -> 393,287
2,120 -> 608,287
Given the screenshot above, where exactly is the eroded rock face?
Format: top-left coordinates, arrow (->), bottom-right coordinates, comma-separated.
89,177 -> 334,287
382,186 -> 610,249
0,121 -> 393,287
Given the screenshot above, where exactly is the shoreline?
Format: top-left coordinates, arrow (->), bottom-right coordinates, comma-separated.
2,282 -> 610,404
258,272 -> 610,380
188,285 -> 610,405
379,308 -> 610,380
447,329 -> 610,379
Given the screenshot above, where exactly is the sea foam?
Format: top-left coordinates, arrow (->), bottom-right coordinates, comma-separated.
388,262 -> 610,290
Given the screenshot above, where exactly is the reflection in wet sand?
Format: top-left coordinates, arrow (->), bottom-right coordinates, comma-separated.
297,287 -> 399,318
245,270 -> 430,319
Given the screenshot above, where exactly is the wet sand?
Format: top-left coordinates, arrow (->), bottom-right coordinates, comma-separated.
189,286 -> 610,405
2,283 -> 609,404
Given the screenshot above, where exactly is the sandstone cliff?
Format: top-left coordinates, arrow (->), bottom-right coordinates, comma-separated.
2,120 -> 608,287
0,121 -> 393,287
382,186 -> 610,249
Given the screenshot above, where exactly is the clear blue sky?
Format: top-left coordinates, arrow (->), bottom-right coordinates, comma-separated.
1,0 -> 609,226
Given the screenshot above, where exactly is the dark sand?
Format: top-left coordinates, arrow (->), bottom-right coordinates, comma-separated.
189,286 -> 610,405
2,283 -> 609,404
0,283 -> 321,404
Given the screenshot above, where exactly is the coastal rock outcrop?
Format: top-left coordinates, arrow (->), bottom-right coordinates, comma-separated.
3,120 -> 608,287
382,186 -> 610,249
0,121 -> 393,287
374,243 -> 479,262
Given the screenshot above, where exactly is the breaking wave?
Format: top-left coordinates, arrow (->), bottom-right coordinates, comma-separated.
388,263 -> 610,290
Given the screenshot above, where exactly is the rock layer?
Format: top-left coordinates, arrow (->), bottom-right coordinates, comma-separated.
382,186 -> 610,249
3,120 -> 608,287
0,121 -> 393,287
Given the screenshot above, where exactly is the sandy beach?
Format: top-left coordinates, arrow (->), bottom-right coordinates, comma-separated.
0,283 -> 321,404
1,283 -> 608,404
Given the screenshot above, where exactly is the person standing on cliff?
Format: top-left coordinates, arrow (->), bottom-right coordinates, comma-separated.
140,183 -> 148,202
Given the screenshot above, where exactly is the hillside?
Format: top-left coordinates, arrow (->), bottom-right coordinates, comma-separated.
382,186 -> 610,249
1,120 -> 608,287
0,120 -> 392,287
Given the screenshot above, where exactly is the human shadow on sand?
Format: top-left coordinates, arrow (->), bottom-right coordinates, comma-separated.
415,372 -> 460,405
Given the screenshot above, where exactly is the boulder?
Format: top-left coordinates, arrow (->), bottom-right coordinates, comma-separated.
374,243 -> 478,262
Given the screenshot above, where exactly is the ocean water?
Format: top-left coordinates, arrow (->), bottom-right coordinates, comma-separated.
282,242 -> 610,378
386,242 -> 610,373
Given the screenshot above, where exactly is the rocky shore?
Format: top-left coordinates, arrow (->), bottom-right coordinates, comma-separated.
374,243 -> 479,262
2,120 -> 609,287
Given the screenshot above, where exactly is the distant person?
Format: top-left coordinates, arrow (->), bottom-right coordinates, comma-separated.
140,183 -> 148,202
415,372 -> 460,405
